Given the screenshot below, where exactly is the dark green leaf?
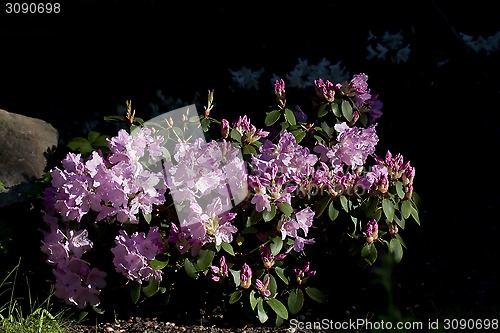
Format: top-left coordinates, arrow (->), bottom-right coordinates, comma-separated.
410,204 -> 420,225
270,236 -> 283,256
341,100 -> 353,121
130,283 -> 141,304
142,278 -> 160,298
266,298 -> 288,319
396,234 -> 407,249
201,118 -> 211,132
242,145 -> 257,155
230,129 -> 242,142
267,274 -> 278,297
395,181 -> 405,199
196,249 -> 215,271
328,201 -> 339,221
262,204 -> 277,222
287,288 -> 304,315
401,200 -> 412,219
221,242 -> 235,256
313,196 -> 331,218
382,198 -> 395,222
284,108 -> 296,126
291,129 -> 306,143
143,213 -> 152,223
394,214 -> 405,230
265,110 -> 281,126
149,258 -> 168,270
305,287 -> 327,303
320,122 -> 334,137
104,115 -> 125,122
340,196 -> 350,213
257,299 -> 268,323
67,137 -> 93,155
184,258 -> 198,279
331,102 -> 341,117
229,268 -> 240,286
250,290 -> 259,310
275,267 -> 288,285
389,238 -> 403,263
317,104 -> 328,117
361,243 -> 378,265
278,202 -> 294,217
229,290 -> 242,304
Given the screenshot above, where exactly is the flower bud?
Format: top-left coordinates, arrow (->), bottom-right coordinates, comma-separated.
239,263 -> 252,289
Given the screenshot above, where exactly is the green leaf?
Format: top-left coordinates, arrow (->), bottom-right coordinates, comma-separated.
229,290 -> 242,304
87,131 -> 101,143
267,274 -> 278,297
67,137 -> 93,155
340,196 -> 349,213
320,122 -> 334,137
287,288 -> 304,315
248,209 -> 263,226
278,202 -> 293,217
365,196 -> 379,217
328,201 -> 339,221
242,145 -> 257,155
149,258 -> 168,270
358,111 -> 368,126
274,267 -> 289,285
130,283 -> 141,304
396,234 -> 407,249
201,117 -> 211,132
291,129 -> 306,143
257,299 -> 268,323
265,110 -> 281,126
313,196 -> 331,218
250,290 -> 258,310
331,102 -> 341,117
229,268 -> 240,286
184,258 -> 198,279
230,129 -> 242,142
361,243 -> 378,265
382,198 -> 395,222
395,181 -> 405,199
410,204 -> 420,225
389,238 -> 403,263
305,287 -> 327,303
394,214 -> 405,230
143,213 -> 152,223
284,108 -> 296,126
196,249 -> 215,271
221,242 -> 235,256
142,278 -> 160,298
262,204 -> 277,222
341,100 -> 353,121
270,236 -> 283,256
401,200 -> 412,219
266,298 -> 288,320
317,104 -> 328,117
104,115 -> 125,122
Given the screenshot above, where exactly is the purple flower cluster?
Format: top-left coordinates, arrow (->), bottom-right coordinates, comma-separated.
44,127 -> 167,224
165,138 -> 247,255
112,226 -> 164,283
41,127 -> 167,307
38,72 -> 419,318
40,217 -> 106,309
314,122 -> 379,168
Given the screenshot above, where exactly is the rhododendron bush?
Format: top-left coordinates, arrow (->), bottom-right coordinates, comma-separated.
39,72 -> 420,325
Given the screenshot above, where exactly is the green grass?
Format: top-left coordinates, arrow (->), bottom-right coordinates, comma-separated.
0,259 -> 77,333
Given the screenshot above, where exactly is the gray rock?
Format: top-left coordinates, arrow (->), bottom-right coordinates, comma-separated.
0,109 -> 58,208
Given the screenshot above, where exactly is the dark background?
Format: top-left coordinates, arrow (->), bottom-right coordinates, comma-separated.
1,0 -> 500,324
